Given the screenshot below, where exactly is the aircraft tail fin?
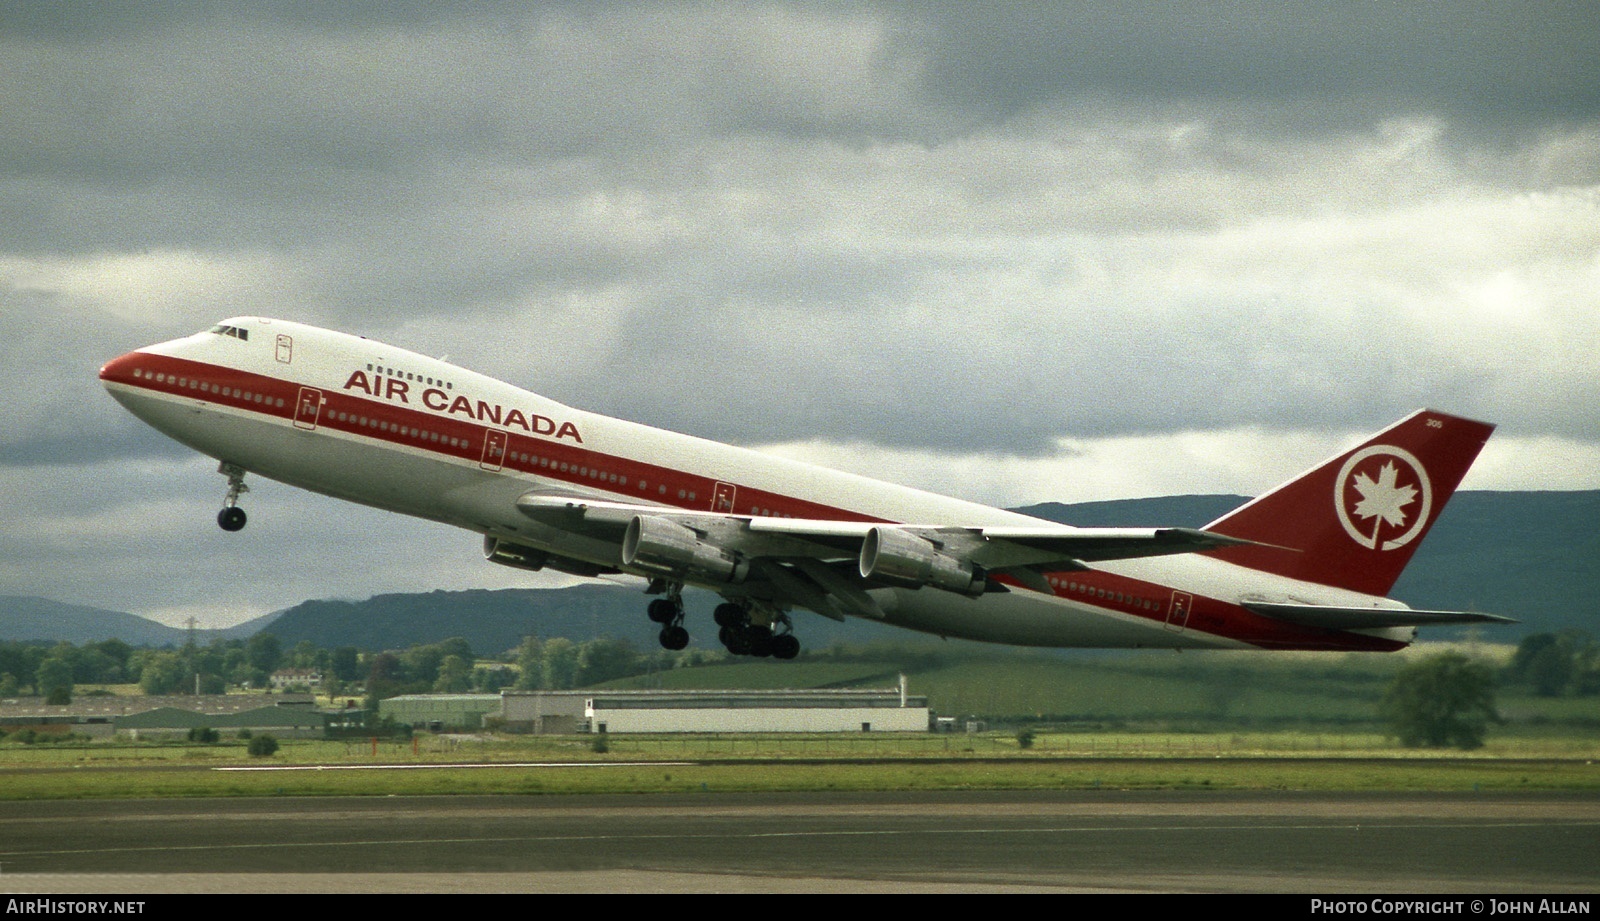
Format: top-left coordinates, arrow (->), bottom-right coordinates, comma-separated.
1202,409 -> 1494,596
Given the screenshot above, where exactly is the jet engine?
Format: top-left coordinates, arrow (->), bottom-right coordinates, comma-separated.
859,527 -> 986,596
622,515 -> 749,582
483,536 -> 615,578
484,535 -> 549,571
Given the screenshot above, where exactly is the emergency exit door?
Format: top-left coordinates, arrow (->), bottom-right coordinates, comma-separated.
1166,591 -> 1192,632
293,387 -> 323,430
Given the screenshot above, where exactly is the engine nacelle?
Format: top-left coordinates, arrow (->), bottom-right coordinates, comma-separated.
622,515 -> 749,583
484,535 -> 548,571
483,536 -> 616,578
859,527 -> 986,597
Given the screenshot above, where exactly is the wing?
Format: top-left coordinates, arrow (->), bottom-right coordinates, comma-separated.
512,493 -> 1257,619
1243,602 -> 1517,630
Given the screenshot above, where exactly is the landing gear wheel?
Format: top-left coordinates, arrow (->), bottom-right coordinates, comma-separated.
771,633 -> 801,660
647,598 -> 679,624
723,626 -> 752,656
658,625 -> 689,650
647,584 -> 689,650
217,506 -> 247,532
746,625 -> 774,658
713,602 -> 748,628
217,462 -> 250,532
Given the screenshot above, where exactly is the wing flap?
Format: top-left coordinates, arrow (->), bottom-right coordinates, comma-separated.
962,526 -> 1257,568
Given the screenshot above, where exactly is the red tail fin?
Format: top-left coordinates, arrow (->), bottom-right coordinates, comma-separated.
1204,409 -> 1494,596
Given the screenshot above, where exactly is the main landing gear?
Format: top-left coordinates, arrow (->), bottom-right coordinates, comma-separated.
217,462 -> 249,532
647,586 -> 690,651
644,587 -> 802,659
716,602 -> 801,660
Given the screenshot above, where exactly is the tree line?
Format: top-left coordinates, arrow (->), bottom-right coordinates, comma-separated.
0,634 -> 346,701
5,630 -> 1596,749
0,632 -> 713,705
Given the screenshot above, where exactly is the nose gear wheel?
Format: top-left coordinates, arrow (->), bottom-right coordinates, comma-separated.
217,463 -> 249,531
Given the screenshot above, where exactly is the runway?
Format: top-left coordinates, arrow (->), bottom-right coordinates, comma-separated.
2,791 -> 1595,893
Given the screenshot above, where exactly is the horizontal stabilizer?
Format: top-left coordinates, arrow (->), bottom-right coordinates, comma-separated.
1243,601 -> 1517,630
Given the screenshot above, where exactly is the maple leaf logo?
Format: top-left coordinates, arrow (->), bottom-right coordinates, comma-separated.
1335,445 -> 1433,551
1350,461 -> 1418,530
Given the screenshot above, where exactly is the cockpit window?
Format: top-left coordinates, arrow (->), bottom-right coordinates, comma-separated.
208,324 -> 250,341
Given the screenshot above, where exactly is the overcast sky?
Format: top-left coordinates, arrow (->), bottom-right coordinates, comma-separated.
2,2 -> 1597,628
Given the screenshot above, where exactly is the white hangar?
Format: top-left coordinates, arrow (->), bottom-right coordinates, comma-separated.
500,683 -> 929,734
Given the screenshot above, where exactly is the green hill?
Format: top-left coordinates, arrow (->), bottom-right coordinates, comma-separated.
0,596 -> 193,646
1019,491 -> 1600,633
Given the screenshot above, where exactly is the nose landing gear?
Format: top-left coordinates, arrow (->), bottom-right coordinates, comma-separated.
217,462 -> 249,532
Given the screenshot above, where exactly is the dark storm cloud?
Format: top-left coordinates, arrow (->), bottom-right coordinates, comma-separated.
897,2 -> 1600,127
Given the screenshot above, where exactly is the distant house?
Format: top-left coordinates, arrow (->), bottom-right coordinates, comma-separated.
269,668 -> 324,690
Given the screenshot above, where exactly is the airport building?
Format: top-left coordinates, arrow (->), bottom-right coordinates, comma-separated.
500,683 -> 930,734
2,683 -> 932,738
379,693 -> 503,732
0,694 -> 321,739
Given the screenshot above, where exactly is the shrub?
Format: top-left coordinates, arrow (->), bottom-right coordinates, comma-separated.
1381,652 -> 1499,750
247,734 -> 279,757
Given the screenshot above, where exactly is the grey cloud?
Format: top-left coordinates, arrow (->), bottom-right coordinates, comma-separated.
0,426 -> 188,469
0,2 -> 1596,625
2,4 -> 1596,460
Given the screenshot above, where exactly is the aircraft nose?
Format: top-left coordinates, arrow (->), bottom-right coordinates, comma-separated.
99,350 -> 146,388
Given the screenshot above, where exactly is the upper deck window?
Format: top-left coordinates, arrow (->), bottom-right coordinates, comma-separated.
208,324 -> 250,341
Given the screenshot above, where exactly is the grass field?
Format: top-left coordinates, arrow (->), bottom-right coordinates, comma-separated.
609,642 -> 1589,732
3,730 -> 1596,800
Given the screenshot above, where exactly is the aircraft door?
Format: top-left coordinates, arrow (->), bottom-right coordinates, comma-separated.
293,387 -> 323,430
1166,591 -> 1192,632
276,334 -> 293,363
712,481 -> 737,513
480,430 -> 508,471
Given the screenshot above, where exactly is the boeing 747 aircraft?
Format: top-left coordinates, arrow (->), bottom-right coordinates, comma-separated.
100,318 -> 1511,658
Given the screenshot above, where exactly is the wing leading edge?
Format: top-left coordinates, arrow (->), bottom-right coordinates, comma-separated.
513,492 -> 1257,608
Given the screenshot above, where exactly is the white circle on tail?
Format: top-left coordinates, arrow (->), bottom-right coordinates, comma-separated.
1335,445 -> 1433,550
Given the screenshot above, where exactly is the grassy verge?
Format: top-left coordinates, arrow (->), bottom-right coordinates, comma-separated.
8,759 -> 1597,799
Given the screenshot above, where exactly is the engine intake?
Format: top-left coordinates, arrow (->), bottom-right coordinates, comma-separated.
859,527 -> 986,596
622,515 -> 749,583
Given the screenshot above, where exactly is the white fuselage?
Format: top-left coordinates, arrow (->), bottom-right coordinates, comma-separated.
100,317 -> 1412,652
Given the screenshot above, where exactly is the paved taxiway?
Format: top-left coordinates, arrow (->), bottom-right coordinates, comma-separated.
2,791 -> 1595,893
